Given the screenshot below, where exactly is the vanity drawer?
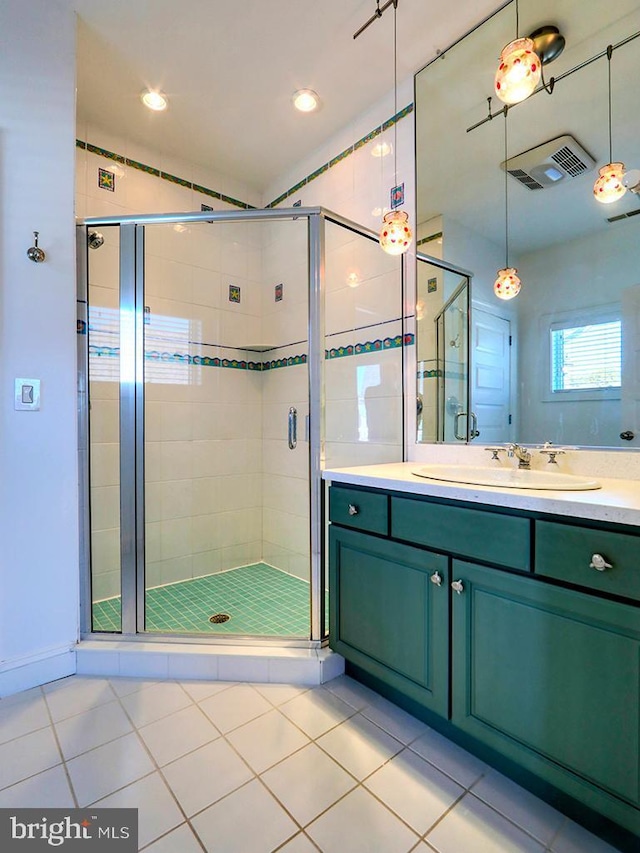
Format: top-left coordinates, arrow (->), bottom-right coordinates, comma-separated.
391,496 -> 531,570
535,520 -> 640,602
329,486 -> 388,535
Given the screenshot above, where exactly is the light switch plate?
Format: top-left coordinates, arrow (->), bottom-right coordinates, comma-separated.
15,378 -> 40,410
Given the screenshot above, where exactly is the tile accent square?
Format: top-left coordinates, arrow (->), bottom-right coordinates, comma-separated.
98,167 -> 115,191
228,284 -> 241,303
390,182 -> 404,209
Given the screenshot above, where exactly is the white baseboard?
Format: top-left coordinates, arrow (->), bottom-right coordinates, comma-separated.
0,646 -> 76,697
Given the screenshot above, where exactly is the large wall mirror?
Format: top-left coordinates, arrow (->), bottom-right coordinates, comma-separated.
415,0 -> 640,448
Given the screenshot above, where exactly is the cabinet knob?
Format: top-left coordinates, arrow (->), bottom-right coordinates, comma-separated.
451,579 -> 464,594
430,571 -> 443,586
589,553 -> 612,571
347,504 -> 359,516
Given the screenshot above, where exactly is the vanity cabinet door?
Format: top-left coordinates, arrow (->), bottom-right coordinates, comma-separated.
329,525 -> 449,717
450,559 -> 640,835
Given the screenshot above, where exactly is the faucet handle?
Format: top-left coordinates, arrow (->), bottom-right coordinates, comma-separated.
539,447 -> 566,464
484,446 -> 506,461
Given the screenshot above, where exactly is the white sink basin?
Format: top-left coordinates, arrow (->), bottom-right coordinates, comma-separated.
412,464 -> 601,491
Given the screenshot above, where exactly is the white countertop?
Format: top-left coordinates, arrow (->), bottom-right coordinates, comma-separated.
322,462 -> 640,527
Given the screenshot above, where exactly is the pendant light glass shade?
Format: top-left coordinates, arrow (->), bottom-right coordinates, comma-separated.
495,38 -> 541,105
379,210 -> 412,255
494,267 -> 521,300
593,162 -> 626,204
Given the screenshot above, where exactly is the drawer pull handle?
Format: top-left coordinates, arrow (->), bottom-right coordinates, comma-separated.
347,504 -> 359,516
430,571 -> 443,586
451,579 -> 464,594
589,553 -> 613,572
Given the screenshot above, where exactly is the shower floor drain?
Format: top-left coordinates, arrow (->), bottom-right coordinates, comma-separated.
209,613 -> 231,624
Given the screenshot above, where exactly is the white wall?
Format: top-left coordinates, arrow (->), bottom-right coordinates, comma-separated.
0,0 -> 78,693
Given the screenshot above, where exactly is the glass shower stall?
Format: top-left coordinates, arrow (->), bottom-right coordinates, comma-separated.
77,207 -> 405,645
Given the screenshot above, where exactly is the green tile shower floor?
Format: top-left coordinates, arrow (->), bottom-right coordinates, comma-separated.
92,563 -> 316,636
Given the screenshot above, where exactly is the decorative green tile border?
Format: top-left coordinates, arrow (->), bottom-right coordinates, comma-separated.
417,231 -> 443,247
265,103 -> 414,208
327,333 -> 413,360
84,332 -> 414,371
76,139 -> 254,210
77,102 -> 412,215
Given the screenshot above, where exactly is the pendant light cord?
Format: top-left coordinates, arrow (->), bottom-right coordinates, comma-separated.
515,0 -> 519,39
393,0 -> 398,187
607,44 -> 613,162
504,106 -> 509,268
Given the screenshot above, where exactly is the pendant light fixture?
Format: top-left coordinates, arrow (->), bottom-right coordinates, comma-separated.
593,45 -> 626,204
494,1 -> 565,106
494,0 -> 541,106
379,0 -> 412,255
495,108 -> 521,300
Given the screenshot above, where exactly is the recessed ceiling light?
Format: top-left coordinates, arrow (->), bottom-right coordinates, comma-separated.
293,89 -> 319,113
141,90 -> 168,111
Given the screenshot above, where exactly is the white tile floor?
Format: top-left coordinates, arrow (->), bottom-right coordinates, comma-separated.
0,674 -> 623,852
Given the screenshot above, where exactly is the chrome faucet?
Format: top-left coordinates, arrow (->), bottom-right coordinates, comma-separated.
506,443 -> 532,469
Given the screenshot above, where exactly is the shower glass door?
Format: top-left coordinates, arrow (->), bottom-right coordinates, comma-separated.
141,216 -> 313,637
85,224 -> 123,633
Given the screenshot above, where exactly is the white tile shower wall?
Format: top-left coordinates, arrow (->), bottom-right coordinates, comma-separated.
262,357 -> 310,581
87,225 -> 122,601
264,84 -> 413,473
79,131 -> 267,596
260,221 -> 311,581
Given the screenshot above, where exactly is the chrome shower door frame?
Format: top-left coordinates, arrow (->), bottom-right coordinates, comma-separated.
79,207 -> 348,645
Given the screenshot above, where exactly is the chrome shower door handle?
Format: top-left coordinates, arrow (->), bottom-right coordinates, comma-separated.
454,411 -> 465,441
288,406 -> 297,449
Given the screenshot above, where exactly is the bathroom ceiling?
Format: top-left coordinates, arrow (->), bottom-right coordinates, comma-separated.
68,0 -> 500,196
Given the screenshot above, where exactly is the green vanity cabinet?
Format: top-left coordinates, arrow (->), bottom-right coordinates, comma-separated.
451,559 -> 640,833
329,525 -> 450,717
327,482 -> 640,847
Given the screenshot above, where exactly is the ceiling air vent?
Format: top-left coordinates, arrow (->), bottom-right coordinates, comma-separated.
503,134 -> 596,190
607,208 -> 640,224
